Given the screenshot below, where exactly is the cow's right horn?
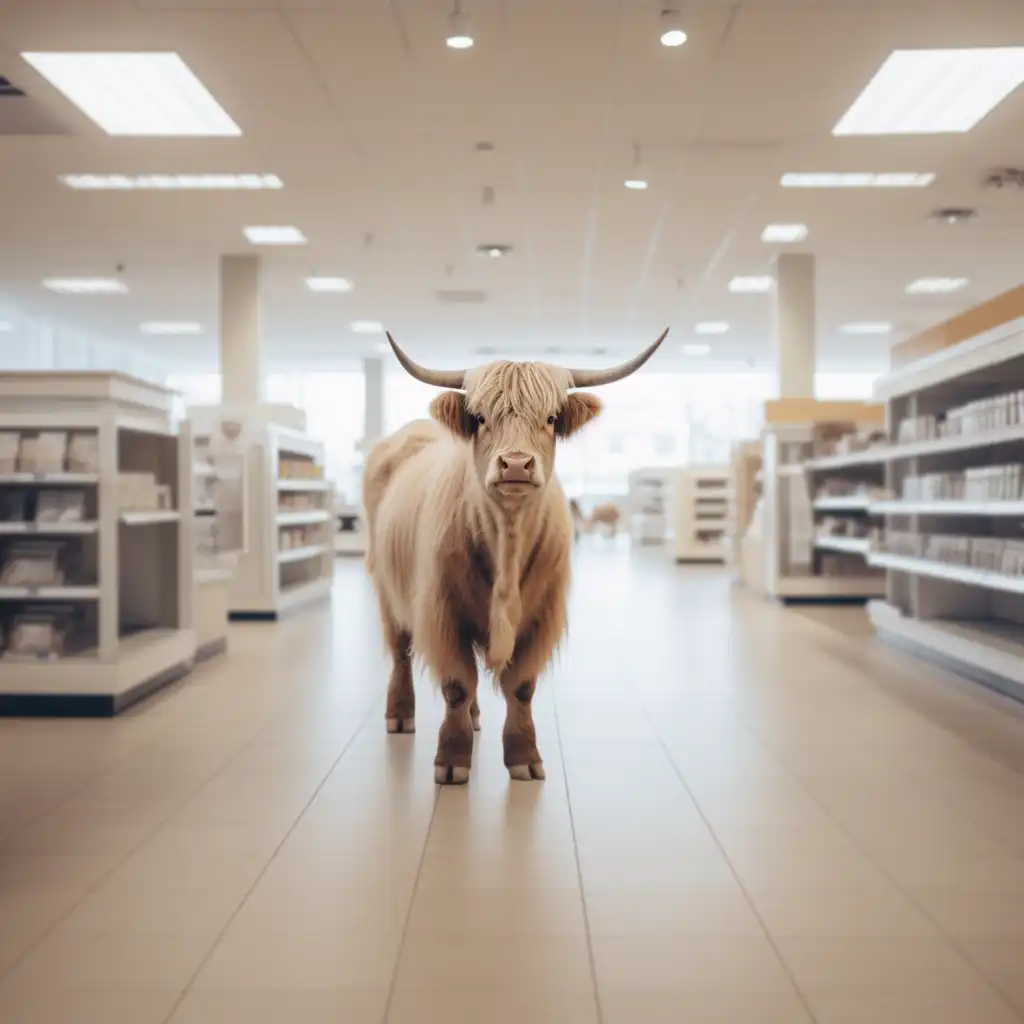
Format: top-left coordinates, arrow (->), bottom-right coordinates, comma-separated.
385,332 -> 466,389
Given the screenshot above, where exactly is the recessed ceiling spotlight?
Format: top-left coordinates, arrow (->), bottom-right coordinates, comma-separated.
139,321 -> 203,335
761,223 -> 809,243
659,9 -> 687,47
21,52 -> 241,136
60,173 -> 282,190
624,142 -> 649,190
840,322 -> 893,335
446,4 -> 473,48
906,277 -> 968,294
931,207 -> 977,225
623,178 -> 649,190
833,48 -> 1024,136
43,277 -> 128,294
729,275 -> 773,293
351,320 -> 384,334
781,172 -> 935,189
306,276 -> 353,293
476,244 -> 512,259
695,322 -> 729,334
243,225 -> 306,245
683,343 -> 710,356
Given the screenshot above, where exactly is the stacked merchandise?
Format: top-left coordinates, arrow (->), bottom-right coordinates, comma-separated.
0,430 -> 98,475
279,458 -> 324,480
901,465 -> 1024,501
814,479 -> 889,501
895,388 -> 1024,444
815,428 -> 888,457
881,530 -> 1024,576
279,525 -> 323,550
278,492 -> 322,513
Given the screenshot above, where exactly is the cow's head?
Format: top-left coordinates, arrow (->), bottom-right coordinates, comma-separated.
384,330 -> 669,507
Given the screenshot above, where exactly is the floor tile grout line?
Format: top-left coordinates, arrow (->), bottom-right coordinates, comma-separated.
0,677 -> 382,989
156,693 -> 386,1024
627,686 -> 822,1024
723,695 -> 1024,1023
379,775 -> 443,1023
551,683 -> 605,1024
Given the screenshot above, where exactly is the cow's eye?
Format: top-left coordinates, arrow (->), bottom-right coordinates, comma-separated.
476,414 -> 486,426
547,415 -> 556,426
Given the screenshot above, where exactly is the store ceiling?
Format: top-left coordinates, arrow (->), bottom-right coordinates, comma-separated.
1,0 -> 1024,373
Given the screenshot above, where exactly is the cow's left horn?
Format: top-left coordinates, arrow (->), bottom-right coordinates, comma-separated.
564,328 -> 669,387
386,332 -> 466,389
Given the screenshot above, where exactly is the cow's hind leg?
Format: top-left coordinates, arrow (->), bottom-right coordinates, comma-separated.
379,599 -> 415,735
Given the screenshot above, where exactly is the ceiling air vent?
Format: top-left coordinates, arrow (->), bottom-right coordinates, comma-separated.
931,207 -> 977,225
984,167 -> 1024,190
435,288 -> 488,305
0,76 -> 25,97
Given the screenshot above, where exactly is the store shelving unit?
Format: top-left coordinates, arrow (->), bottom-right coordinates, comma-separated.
333,502 -> 365,556
0,372 -> 194,715
866,288 -> 1024,699
674,465 -> 729,563
727,440 -> 762,578
756,399 -> 888,603
627,468 -> 671,545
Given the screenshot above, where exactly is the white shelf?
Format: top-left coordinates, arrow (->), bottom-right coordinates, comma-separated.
276,509 -> 331,527
193,461 -> 217,477
279,575 -> 333,613
0,521 -> 98,534
806,449 -> 889,471
884,425 -> 1024,462
277,478 -> 332,492
119,509 -> 180,526
776,575 -> 886,599
869,551 -> 1024,595
0,584 -> 100,600
868,600 -> 1024,697
872,500 -> 1024,516
812,495 -> 873,512
815,535 -> 871,556
0,472 -> 99,485
278,544 -> 329,565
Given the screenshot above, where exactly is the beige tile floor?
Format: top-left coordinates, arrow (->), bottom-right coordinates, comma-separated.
1,544 -> 1024,1023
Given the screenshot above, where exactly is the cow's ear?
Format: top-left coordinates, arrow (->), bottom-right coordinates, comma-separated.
430,391 -> 475,438
556,392 -> 602,438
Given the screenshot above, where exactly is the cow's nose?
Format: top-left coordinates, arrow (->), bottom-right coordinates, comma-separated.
498,453 -> 535,483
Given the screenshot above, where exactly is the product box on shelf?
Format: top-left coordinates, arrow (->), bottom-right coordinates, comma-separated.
18,432 -> 67,474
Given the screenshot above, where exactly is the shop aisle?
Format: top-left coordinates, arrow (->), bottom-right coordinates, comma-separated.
1,546 -> 1023,1023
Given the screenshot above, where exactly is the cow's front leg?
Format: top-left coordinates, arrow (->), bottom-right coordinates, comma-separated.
385,630 -> 415,735
500,676 -> 545,781
436,668 -> 477,785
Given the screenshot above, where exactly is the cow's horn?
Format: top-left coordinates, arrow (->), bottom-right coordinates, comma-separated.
564,329 -> 670,388
386,332 -> 466,389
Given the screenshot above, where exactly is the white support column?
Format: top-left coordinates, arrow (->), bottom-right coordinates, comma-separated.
772,253 -> 816,398
362,356 -> 384,450
219,254 -> 263,405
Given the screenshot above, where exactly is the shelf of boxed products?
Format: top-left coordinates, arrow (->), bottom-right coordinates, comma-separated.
0,373 -> 195,714
864,298 -> 1024,697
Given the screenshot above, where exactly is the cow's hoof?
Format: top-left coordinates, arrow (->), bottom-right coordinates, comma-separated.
435,764 -> 470,785
471,714 -> 481,733
386,717 -> 416,734
508,763 -> 546,782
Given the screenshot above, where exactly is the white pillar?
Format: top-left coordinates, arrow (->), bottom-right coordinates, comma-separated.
219,254 -> 263,405
362,356 -> 384,449
772,253 -> 816,398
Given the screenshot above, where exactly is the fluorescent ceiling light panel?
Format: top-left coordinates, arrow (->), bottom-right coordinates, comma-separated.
21,52 -> 241,137
139,321 -> 203,335
682,344 -> 710,356
61,173 -> 281,190
695,322 -> 729,334
351,320 -> 383,334
905,277 -> 968,294
43,277 -> 127,294
729,276 -> 773,293
781,172 -> 935,188
833,48 -> 1024,136
244,226 -> 306,245
840,322 -> 892,335
761,223 -> 808,243
306,277 -> 353,293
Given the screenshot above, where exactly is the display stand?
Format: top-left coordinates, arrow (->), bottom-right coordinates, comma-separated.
758,399 -> 888,603
627,468 -> 671,545
867,286 -> 1024,700
0,372 -> 195,716
334,500 -> 366,557
674,465 -> 729,563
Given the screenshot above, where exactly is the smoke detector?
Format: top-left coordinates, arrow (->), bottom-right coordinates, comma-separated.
984,167 -> 1024,190
931,207 -> 977,225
